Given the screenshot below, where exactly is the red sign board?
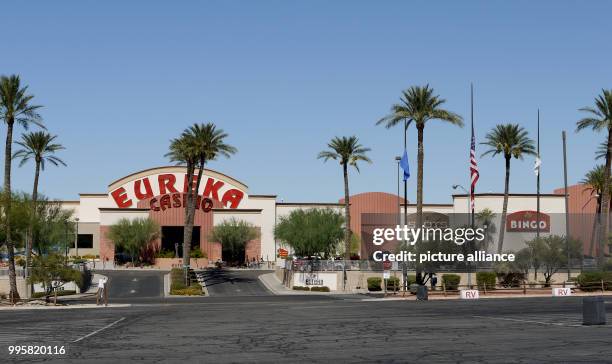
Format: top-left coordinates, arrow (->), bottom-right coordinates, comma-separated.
506,210 -> 550,232
278,248 -> 288,258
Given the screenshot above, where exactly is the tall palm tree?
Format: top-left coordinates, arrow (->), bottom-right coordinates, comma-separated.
0,75 -> 42,302
377,85 -> 462,284
581,165 -> 609,257
578,90 -> 612,264
481,124 -> 536,253
318,136 -> 372,260
166,123 -> 236,283
13,131 -> 66,272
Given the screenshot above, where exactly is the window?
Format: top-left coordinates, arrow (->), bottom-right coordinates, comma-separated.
77,234 -> 94,249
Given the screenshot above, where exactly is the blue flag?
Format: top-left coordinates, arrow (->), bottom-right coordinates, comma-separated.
400,150 -> 410,181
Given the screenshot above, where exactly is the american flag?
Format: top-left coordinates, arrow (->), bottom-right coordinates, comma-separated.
470,121 -> 479,211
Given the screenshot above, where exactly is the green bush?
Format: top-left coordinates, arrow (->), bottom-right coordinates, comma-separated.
190,248 -> 206,259
367,277 -> 382,291
405,275 -> 416,286
385,276 -> 400,291
169,268 -> 202,295
170,284 -> 202,296
292,286 -> 311,291
156,250 -> 175,258
576,271 -> 612,292
477,272 -> 497,290
496,272 -> 525,288
32,290 -> 76,298
442,274 -> 461,290
310,286 -> 330,292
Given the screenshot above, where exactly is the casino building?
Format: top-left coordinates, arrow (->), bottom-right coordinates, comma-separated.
61,166 -> 344,263
61,166 -> 577,265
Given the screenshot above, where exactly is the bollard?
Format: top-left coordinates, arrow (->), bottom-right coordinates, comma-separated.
583,296 -> 606,326
416,285 -> 428,301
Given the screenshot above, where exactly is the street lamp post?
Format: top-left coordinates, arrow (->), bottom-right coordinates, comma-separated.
74,218 -> 80,259
453,184 -> 472,288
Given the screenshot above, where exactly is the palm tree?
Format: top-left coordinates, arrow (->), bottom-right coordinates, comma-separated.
581,165 -> 609,257
481,124 -> 536,253
377,85 -> 462,284
166,123 -> 236,283
0,75 -> 42,302
13,131 -> 66,272
318,136 -> 371,260
475,208 -> 497,252
578,90 -> 612,264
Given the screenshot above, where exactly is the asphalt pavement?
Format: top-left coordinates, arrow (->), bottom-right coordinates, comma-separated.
2,269 -> 612,363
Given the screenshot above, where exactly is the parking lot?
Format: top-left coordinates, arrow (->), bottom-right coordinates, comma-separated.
1,269 -> 611,363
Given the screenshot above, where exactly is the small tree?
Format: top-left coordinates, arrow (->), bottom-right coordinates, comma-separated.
107,218 -> 160,266
210,218 -> 259,264
526,235 -> 582,286
274,208 -> 344,258
29,254 -> 81,305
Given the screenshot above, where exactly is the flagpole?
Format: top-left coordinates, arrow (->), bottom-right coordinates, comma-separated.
468,83 -> 474,289
470,84 -> 475,226
536,109 -> 541,239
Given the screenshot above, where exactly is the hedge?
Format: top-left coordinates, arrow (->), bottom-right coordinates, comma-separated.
385,277 -> 400,291
442,274 -> 461,290
367,277 -> 382,291
293,286 -> 310,291
310,286 -> 330,292
477,272 -> 496,290
576,271 -> 612,292
170,268 -> 203,295
32,290 -> 77,299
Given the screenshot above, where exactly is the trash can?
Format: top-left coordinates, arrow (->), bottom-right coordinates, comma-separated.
416,285 -> 428,301
583,296 -> 606,325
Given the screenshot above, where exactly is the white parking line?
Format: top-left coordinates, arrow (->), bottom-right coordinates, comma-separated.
72,317 -> 126,343
473,315 -> 584,327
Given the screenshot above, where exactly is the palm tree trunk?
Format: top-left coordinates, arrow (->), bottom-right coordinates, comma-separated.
183,163 -> 196,284
342,162 -> 351,260
589,197 -> 601,257
599,131 -> 612,266
498,156 -> 511,254
25,160 -> 40,296
416,125 -> 424,285
4,120 -> 19,302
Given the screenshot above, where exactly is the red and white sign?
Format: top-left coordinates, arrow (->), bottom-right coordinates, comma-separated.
460,289 -> 479,299
552,287 -> 572,297
110,173 -> 245,209
278,248 -> 288,258
506,210 -> 550,232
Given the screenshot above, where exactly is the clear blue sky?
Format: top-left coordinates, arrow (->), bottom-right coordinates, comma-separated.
1,1 -> 610,203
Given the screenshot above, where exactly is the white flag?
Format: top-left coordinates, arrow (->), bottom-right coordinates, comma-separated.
534,156 -> 541,176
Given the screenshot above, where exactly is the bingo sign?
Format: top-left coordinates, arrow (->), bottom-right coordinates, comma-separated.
506,210 -> 550,233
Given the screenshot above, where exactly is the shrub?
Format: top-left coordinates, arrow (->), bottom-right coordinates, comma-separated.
170,284 -> 202,296
477,272 -> 496,290
405,274 -> 417,286
385,277 -> 400,291
310,286 -> 330,292
576,271 -> 612,292
32,290 -> 76,298
292,286 -> 311,291
169,268 -> 202,295
442,274 -> 461,291
190,248 -> 206,259
367,277 -> 382,291
496,272 -> 525,288
156,250 -> 175,258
